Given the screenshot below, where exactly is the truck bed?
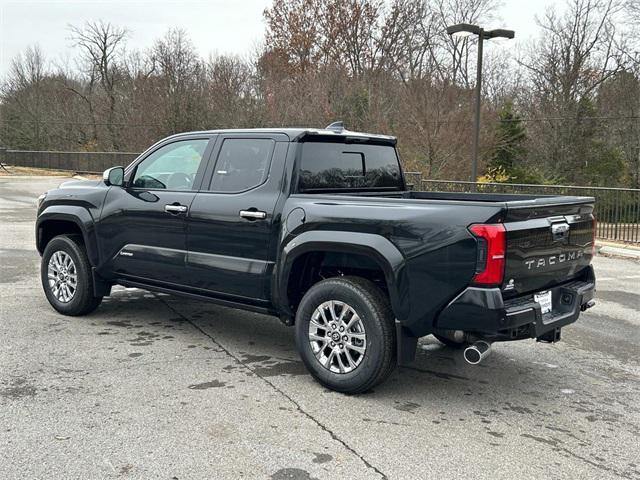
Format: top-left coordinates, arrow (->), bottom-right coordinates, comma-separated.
326,189 -> 595,220
295,188 -> 596,299
335,188 -> 592,204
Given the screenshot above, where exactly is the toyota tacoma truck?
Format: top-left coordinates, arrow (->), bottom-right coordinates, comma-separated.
36,123 -> 596,393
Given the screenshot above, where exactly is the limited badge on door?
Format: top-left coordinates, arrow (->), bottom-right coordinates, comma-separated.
534,290 -> 553,314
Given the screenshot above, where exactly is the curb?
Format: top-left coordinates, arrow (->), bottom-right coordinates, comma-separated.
0,175 -> 71,179
596,243 -> 640,260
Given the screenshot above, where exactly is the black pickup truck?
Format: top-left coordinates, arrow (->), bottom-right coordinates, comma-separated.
36,124 -> 596,393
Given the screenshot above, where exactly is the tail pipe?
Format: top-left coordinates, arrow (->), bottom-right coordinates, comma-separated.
581,300 -> 596,312
463,340 -> 492,365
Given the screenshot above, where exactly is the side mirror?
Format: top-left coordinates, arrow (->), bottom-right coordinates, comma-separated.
103,166 -> 125,187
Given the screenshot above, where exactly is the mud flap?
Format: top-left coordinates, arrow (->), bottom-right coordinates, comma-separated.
396,320 -> 418,366
92,268 -> 112,297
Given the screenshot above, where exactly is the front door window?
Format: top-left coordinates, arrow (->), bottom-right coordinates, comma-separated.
132,139 -> 209,190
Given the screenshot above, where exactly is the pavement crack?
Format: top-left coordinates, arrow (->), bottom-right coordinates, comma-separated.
155,295 -> 388,480
555,445 -> 633,480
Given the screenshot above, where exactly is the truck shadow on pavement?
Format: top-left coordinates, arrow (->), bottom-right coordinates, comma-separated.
90,286 -> 554,401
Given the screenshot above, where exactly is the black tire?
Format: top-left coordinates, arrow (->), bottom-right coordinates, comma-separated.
41,235 -> 102,316
433,333 -> 467,349
295,276 -> 396,394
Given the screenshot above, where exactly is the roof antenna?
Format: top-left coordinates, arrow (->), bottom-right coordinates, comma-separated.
326,121 -> 345,133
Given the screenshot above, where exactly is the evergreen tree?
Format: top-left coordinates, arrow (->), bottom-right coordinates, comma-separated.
485,102 -> 526,182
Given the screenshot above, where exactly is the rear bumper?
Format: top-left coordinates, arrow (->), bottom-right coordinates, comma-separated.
435,266 -> 595,340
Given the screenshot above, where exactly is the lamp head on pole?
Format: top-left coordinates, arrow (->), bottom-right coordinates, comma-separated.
446,23 -> 515,40
446,23 -> 481,38
445,22 -> 515,189
486,28 -> 515,40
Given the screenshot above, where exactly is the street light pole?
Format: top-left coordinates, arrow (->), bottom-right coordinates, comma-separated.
472,29 -> 484,190
446,24 -> 514,191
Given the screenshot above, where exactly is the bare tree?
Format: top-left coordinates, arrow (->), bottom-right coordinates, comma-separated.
150,29 -> 205,133
319,0 -> 382,76
520,0 -> 624,103
516,0 -> 628,183
377,0 -> 445,82
434,0 -> 500,87
1,1 -> 639,187
0,46 -> 47,148
68,21 -> 128,149
623,0 -> 640,67
264,0 -> 323,73
205,54 -> 255,127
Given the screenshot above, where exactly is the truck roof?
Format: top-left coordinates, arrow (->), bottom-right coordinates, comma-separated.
164,127 -> 397,145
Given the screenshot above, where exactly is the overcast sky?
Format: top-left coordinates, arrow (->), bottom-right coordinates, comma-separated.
0,0 -> 560,79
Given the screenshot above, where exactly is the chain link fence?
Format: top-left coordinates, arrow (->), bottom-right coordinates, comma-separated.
0,148 -> 139,173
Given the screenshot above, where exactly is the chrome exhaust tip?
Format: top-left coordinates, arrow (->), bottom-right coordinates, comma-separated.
463,340 -> 492,365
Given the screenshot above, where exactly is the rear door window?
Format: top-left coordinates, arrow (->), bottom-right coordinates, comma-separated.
208,138 -> 275,192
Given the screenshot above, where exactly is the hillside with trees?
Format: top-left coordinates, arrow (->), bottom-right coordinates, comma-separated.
1,0 -> 638,187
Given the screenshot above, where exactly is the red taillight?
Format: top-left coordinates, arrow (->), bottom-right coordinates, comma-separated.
469,224 -> 506,286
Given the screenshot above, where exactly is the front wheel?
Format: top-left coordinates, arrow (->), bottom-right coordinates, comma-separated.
295,276 -> 396,394
41,235 -> 102,316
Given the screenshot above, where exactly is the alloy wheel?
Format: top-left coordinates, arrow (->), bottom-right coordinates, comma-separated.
308,300 -> 367,374
47,251 -> 77,303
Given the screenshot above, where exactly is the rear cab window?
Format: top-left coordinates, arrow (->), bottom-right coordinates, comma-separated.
297,141 -> 403,193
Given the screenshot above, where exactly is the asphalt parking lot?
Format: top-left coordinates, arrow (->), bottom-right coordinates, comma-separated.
1,176 -> 639,480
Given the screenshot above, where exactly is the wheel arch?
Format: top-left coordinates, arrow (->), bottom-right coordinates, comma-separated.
275,231 -> 409,322
36,206 -> 99,266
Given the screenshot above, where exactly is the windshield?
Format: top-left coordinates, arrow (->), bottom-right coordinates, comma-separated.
298,142 -> 403,192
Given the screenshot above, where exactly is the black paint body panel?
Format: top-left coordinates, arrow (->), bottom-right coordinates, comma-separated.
185,136 -> 288,299
36,128 -> 596,345
436,266 -> 595,340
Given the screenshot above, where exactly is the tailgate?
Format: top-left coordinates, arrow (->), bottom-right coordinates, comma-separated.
502,197 -> 595,296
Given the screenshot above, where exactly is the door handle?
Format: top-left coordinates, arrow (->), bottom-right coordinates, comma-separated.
165,204 -> 188,214
240,209 -> 267,220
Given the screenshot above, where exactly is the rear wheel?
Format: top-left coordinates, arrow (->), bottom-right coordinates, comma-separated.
295,276 -> 396,394
41,235 -> 102,316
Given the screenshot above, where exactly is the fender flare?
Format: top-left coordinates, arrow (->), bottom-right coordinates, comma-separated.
275,230 -> 410,321
36,206 -> 100,266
